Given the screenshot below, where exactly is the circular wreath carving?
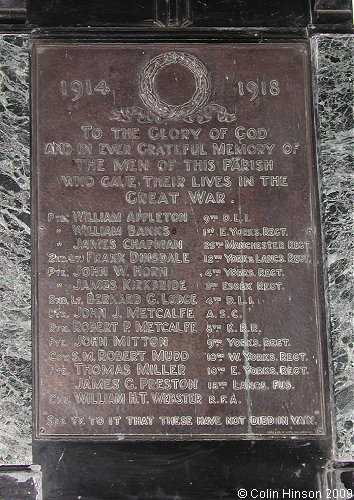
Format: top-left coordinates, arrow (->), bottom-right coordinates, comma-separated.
139,51 -> 211,120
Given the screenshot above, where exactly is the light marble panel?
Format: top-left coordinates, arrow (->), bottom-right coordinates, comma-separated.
0,35 -> 30,465
312,34 -> 354,461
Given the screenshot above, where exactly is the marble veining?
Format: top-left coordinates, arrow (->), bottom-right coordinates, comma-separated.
312,35 -> 354,462
0,35 -> 30,465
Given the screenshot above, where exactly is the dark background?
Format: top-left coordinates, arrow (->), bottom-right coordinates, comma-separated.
34,440 -> 330,499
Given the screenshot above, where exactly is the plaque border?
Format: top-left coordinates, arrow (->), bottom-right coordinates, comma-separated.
31,39 -> 330,442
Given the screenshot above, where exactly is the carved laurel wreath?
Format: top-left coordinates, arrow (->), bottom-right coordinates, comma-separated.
139,51 -> 211,120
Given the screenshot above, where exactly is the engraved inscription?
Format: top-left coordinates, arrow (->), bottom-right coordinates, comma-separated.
33,43 -> 326,439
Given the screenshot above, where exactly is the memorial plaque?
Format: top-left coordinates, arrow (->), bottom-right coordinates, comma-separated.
33,42 -> 327,439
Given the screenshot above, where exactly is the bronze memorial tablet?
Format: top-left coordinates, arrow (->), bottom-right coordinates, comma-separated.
33,42 -> 327,439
